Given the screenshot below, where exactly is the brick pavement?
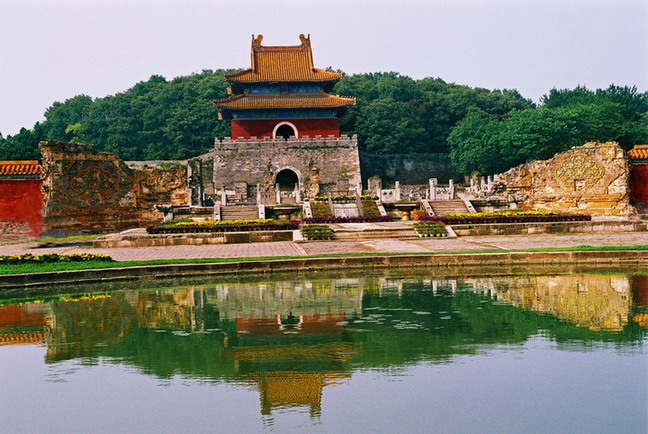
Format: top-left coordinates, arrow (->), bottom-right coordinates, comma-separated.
2,231 -> 648,261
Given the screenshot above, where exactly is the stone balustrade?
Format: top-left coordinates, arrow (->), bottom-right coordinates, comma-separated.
215,134 -> 358,149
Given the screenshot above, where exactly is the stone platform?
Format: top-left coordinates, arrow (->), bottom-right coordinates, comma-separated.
94,228 -> 294,248
451,219 -> 645,236
326,221 -> 426,241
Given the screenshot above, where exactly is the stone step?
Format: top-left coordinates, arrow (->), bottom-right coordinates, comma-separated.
429,200 -> 469,216
333,229 -> 418,240
221,205 -> 259,221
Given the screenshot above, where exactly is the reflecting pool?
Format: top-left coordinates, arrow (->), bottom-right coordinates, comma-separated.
1,270 -> 647,432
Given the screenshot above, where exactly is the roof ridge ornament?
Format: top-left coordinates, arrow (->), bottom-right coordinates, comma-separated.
252,34 -> 263,49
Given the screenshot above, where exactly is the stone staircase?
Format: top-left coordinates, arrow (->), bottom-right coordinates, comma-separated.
221,205 -> 259,221
429,200 -> 470,216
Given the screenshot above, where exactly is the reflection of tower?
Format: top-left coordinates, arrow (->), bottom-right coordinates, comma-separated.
208,280 -> 362,418
256,372 -> 324,417
631,276 -> 648,327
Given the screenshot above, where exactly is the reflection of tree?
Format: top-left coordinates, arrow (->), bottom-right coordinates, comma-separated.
476,275 -> 633,331
2,273 -> 644,417
46,294 -> 137,362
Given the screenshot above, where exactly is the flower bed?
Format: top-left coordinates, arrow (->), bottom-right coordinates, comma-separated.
420,213 -> 591,225
303,216 -> 395,224
147,220 -> 299,234
301,225 -> 336,240
413,222 -> 447,237
313,195 -> 378,203
0,253 -> 113,264
162,219 -> 272,227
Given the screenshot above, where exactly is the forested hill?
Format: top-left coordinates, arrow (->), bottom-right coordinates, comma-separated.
1,69 -> 646,176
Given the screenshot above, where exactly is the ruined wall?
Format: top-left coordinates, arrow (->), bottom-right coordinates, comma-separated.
490,142 -> 634,216
360,152 -> 457,186
40,141 -> 188,234
202,135 -> 361,203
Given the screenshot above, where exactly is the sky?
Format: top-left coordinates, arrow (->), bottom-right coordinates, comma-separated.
0,0 -> 646,136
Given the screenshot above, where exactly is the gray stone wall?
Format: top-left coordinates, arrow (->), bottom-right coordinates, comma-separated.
360,152 -> 457,186
196,134 -> 361,203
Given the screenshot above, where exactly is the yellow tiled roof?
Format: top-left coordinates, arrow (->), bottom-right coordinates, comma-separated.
214,92 -> 355,110
225,34 -> 343,83
0,160 -> 41,176
628,145 -> 648,160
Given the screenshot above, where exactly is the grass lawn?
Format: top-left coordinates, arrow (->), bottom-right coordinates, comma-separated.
36,234 -> 100,244
1,245 -> 648,275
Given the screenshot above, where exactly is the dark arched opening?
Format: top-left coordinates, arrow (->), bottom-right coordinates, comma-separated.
276,169 -> 298,192
275,124 -> 296,140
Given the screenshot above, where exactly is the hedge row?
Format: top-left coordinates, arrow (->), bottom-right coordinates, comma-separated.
147,221 -> 299,234
420,214 -> 591,225
303,216 -> 395,224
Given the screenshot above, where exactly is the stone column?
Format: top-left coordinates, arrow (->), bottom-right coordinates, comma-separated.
395,181 -> 401,201
429,178 -> 437,200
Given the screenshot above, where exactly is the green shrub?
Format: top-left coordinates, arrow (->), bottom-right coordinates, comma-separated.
311,202 -> 333,218
301,225 -> 336,240
413,222 -> 447,237
361,200 -> 381,217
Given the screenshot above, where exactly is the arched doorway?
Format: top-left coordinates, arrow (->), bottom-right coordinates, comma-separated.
275,169 -> 299,192
273,122 -> 298,140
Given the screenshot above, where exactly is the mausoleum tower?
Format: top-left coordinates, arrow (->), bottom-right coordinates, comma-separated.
200,34 -> 362,206
215,34 -> 355,139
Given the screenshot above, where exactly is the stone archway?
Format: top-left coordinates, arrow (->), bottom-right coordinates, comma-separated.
275,168 -> 299,192
273,121 -> 298,140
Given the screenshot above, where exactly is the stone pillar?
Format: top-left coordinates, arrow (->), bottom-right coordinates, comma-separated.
275,183 -> 281,204
449,179 -> 455,199
256,183 -> 262,205
295,184 -> 301,203
368,177 -> 382,195
220,190 -> 227,205
429,178 -> 437,200
395,181 -> 401,201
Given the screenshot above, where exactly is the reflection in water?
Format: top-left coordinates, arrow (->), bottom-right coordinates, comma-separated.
1,273 -> 647,418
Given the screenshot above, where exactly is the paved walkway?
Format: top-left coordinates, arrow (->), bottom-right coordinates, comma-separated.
1,232 -> 647,261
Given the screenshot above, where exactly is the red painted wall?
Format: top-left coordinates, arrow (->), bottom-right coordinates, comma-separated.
0,179 -> 43,236
632,275 -> 648,307
630,164 -> 648,203
231,118 -> 339,139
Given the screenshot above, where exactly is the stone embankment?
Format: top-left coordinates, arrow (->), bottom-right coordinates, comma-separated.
2,250 -> 648,290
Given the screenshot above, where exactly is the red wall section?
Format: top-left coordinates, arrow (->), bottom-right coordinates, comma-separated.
630,164 -> 648,203
231,118 -> 339,139
0,179 -> 43,236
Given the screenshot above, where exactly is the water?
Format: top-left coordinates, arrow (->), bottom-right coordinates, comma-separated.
1,270 -> 646,433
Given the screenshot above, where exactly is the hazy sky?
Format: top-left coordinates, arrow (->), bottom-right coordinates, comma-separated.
0,0 -> 646,136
